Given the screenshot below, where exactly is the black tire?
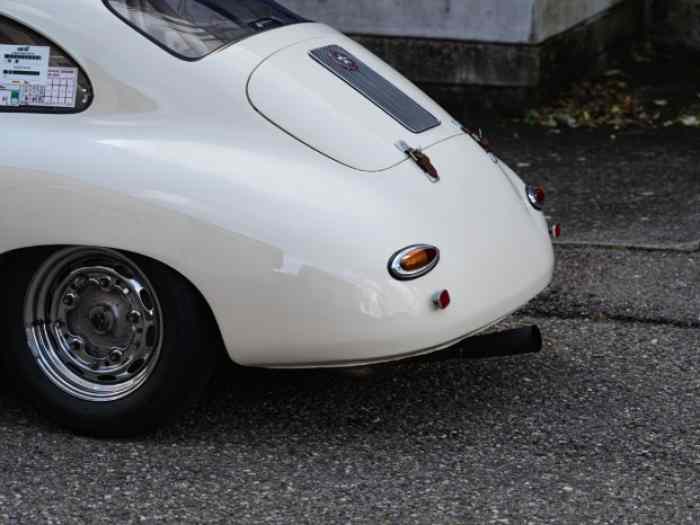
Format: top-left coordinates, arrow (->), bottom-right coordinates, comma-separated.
0,247 -> 218,437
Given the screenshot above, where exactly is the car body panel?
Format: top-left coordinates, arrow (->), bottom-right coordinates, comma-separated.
247,35 -> 459,171
0,0 -> 554,368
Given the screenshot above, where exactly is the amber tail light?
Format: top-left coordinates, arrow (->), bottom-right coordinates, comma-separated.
388,245 -> 440,281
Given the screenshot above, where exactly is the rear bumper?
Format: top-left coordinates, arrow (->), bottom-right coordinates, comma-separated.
262,261 -> 552,369
269,317 -> 503,369
393,325 -> 544,367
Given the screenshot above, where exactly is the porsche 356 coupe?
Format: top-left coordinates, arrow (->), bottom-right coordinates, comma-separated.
0,0 -> 556,436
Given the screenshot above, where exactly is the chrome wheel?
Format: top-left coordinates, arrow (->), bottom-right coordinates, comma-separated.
23,247 -> 163,402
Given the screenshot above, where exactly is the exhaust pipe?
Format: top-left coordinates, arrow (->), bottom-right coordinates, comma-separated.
455,325 -> 542,359
412,325 -> 543,364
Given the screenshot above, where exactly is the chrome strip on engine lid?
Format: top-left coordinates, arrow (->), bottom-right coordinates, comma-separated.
309,45 -> 441,134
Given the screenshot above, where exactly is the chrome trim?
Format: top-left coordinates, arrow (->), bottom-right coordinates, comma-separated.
395,140 -> 440,183
388,244 -> 440,281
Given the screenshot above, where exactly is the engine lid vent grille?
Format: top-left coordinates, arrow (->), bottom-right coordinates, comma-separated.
309,45 -> 441,134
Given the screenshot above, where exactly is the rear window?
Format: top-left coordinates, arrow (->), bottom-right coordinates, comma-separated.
104,0 -> 305,60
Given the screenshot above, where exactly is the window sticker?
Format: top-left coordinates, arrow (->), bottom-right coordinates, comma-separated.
28,67 -> 79,108
0,86 -> 22,107
0,56 -> 78,109
1,44 -> 50,84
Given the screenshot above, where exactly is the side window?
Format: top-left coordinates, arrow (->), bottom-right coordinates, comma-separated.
0,16 -> 93,113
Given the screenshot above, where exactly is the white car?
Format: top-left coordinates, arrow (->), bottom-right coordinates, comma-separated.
0,0 -> 556,436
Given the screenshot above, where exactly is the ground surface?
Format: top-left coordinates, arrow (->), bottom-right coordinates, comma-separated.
1,122 -> 698,524
494,125 -> 700,248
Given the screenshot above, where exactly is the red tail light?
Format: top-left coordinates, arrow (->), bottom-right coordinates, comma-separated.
526,185 -> 545,210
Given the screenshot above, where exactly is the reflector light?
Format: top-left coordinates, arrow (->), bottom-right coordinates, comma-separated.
526,185 -> 546,210
388,245 -> 440,280
432,289 -> 451,310
550,224 -> 562,238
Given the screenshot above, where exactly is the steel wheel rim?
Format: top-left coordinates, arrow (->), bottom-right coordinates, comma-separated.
24,247 -> 164,402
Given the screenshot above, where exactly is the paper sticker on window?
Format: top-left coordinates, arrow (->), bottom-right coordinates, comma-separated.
0,87 -> 22,107
1,44 -> 50,84
29,67 -> 79,108
0,66 -> 78,109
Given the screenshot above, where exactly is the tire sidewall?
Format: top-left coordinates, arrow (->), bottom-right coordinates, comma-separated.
2,248 -> 216,437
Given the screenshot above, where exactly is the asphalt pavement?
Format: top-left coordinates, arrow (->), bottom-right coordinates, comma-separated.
494,125 -> 700,248
1,125 -> 699,524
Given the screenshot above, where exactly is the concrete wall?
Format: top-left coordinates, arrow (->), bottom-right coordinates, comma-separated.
276,0 -> 645,112
278,0 -> 535,43
662,0 -> 700,50
533,0 -> 625,41
278,0 -> 626,43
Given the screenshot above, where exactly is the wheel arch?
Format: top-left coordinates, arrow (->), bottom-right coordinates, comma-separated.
0,243 -> 231,365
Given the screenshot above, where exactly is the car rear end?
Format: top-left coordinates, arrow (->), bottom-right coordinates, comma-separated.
39,0 -> 556,367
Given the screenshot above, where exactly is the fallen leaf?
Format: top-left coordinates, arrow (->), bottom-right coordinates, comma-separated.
679,115 -> 700,127
554,113 -> 577,128
542,116 -> 558,128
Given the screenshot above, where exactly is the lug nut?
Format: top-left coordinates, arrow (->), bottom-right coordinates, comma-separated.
109,349 -> 124,364
70,339 -> 82,352
127,310 -> 142,324
63,292 -> 78,307
99,277 -> 112,289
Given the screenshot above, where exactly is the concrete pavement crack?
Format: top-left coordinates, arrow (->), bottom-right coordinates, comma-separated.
554,239 -> 700,253
521,311 -> 700,330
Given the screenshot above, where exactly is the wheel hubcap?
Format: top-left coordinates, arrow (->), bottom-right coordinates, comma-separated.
24,248 -> 163,402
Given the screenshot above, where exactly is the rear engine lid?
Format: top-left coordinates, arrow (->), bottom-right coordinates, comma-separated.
246,34 -> 459,172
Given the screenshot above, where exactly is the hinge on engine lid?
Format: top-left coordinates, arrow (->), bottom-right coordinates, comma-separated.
395,141 -> 440,183
451,120 -> 498,163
